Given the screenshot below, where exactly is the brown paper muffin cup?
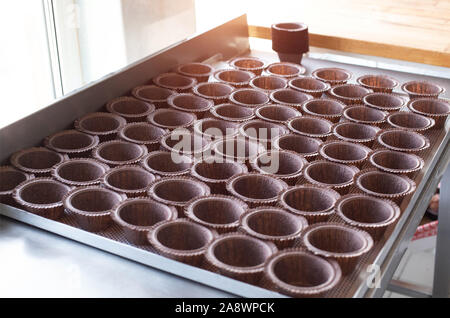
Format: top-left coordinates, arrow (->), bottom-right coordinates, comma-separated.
102,165 -> 156,198
148,177 -> 211,216
272,134 -> 322,161
153,72 -> 197,92
149,218 -> 216,266
0,166 -> 34,207
368,149 -> 424,176
328,84 -> 372,105
147,108 -> 197,130
240,207 -> 308,249
250,150 -> 308,185
193,118 -> 240,141
205,233 -> 277,284
401,81 -> 445,99
279,184 -> 340,223
408,98 -> 450,129
118,122 -> 168,152
230,57 -> 266,76
211,136 -> 266,166
140,151 -> 193,178
354,168 -> 416,205
177,62 -> 214,83
191,156 -> 248,194
193,82 -> 234,105
226,173 -> 288,208
342,105 -> 388,127
168,93 -> 214,118
209,103 -> 256,123
336,194 -> 401,240
44,130 -> 99,158
376,129 -> 430,155
300,160 -> 359,195
363,93 -> 406,113
288,76 -> 331,98
63,186 -> 126,232
106,96 -> 155,122
269,88 -> 313,110
214,69 -> 255,88
239,119 -> 289,149
301,223 -> 373,275
52,158 -> 109,187
387,111 -> 435,132
229,88 -> 270,108
13,178 -> 72,220
301,98 -> 345,123
331,122 -> 379,147
160,131 -> 211,159
111,197 -> 177,245
92,140 -> 148,167
357,75 -> 399,93
255,104 -> 301,124
10,147 -> 68,176
312,68 -> 352,86
74,112 -> 127,142
265,62 -> 306,79
131,85 -> 175,108
249,75 -> 288,93
319,141 -> 371,168
185,195 -> 248,233
288,116 -> 333,141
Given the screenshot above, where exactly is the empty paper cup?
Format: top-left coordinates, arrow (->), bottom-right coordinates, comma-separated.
328,84 -> 372,105
357,74 -> 399,93
210,103 -> 255,123
239,120 -> 289,148
44,130 -> 99,158
185,195 -> 248,233
102,165 -> 156,198
408,98 -> 450,129
191,157 -> 248,194
52,158 -> 109,187
147,108 -> 197,130
302,223 -> 373,274
193,82 -> 234,105
273,134 -> 322,161
376,129 -> 430,154
141,151 -> 193,177
354,169 -> 416,204
148,219 -> 216,266
205,233 -> 277,284
255,104 -> 301,124
312,68 -> 352,86
13,178 -> 71,220
342,105 -> 388,127
148,177 -> 210,215
193,118 -> 240,141
288,116 -> 333,141
160,131 -> 210,158
106,96 -> 155,122
301,98 -> 346,123
118,122 -> 167,152
369,149 -> 424,176
363,93 -> 406,112
0,166 -> 34,207
387,111 -> 435,132
319,141 -> 371,168
270,88 -> 312,109
264,249 -> 342,297
74,112 -> 127,142
211,137 -> 265,166
111,198 -> 177,245
250,75 -> 288,93
279,185 -> 340,223
132,85 -> 175,108
214,69 -> 255,88
332,122 -> 379,147
11,147 -> 68,176
265,62 -> 306,79
226,173 -> 288,208
401,81 -> 445,99
229,88 -> 270,108
153,72 -> 197,92
63,186 -> 126,232
177,62 -> 214,83
240,207 -> 308,248
168,93 -> 214,118
230,57 -> 266,75
289,76 -> 331,98
92,140 -> 148,167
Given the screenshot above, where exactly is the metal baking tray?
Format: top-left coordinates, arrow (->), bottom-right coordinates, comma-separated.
1,15 -> 449,298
